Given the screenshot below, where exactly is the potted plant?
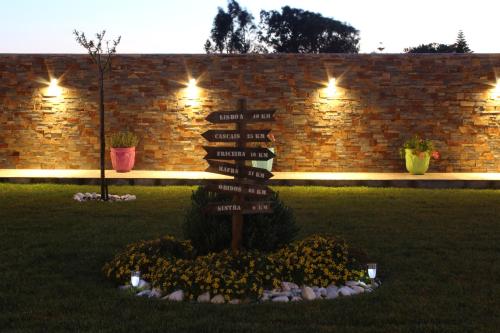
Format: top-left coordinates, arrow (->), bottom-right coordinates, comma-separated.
252,133 -> 276,171
400,135 -> 440,175
109,131 -> 139,173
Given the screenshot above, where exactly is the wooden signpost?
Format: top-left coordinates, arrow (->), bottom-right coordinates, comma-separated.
202,99 -> 275,253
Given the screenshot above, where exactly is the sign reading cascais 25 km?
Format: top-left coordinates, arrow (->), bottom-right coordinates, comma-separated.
202,129 -> 271,143
206,109 -> 276,124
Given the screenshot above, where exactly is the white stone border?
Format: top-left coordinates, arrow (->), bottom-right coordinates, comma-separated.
73,192 -> 136,202
119,279 -> 380,304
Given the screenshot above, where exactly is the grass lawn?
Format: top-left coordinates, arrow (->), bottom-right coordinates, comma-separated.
0,183 -> 499,333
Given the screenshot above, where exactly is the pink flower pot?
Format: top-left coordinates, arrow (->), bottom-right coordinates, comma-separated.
110,147 -> 136,173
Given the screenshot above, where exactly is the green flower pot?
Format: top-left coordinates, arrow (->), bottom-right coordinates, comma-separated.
252,148 -> 274,171
405,149 -> 430,175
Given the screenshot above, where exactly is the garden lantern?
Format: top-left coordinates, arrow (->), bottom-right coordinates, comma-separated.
131,271 -> 141,287
367,263 -> 377,285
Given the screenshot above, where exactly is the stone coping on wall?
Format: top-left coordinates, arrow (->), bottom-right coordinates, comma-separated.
1,169 -> 499,189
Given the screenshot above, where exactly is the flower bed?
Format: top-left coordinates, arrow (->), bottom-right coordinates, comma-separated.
103,235 -> 375,303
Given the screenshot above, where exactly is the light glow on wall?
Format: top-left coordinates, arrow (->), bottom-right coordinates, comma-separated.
325,78 -> 337,97
186,78 -> 198,99
46,78 -> 62,97
492,79 -> 500,99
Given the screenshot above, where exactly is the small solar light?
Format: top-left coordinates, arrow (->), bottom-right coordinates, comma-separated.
131,271 -> 141,287
367,263 -> 377,285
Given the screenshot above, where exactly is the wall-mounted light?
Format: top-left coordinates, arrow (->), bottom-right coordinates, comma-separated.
186,78 -> 198,99
46,78 -> 62,97
325,78 -> 337,97
492,79 -> 500,100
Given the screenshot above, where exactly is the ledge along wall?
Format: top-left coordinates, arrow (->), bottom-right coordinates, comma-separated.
0,54 -> 499,172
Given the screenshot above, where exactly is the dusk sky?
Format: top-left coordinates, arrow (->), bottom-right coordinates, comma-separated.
1,0 -> 499,54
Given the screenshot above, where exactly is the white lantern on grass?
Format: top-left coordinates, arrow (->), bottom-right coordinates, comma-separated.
131,271 -> 140,287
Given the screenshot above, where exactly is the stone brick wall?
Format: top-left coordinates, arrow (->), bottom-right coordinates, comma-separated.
0,54 -> 499,172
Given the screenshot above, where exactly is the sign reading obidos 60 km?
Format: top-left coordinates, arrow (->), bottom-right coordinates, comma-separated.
202,99 -> 275,253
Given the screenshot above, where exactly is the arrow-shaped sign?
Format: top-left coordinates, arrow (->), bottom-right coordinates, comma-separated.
206,182 -> 273,197
204,201 -> 273,215
206,161 -> 273,180
206,109 -> 276,124
203,146 -> 275,161
202,129 -> 271,143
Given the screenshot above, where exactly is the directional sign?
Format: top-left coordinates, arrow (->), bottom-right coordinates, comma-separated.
202,130 -> 271,143
205,201 -> 273,215
206,161 -> 273,180
206,182 -> 273,197
206,109 -> 276,124
203,146 -> 275,161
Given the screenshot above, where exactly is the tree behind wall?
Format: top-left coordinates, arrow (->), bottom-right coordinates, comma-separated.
259,6 -> 360,53
404,30 -> 472,53
204,0 -> 261,53
74,30 -> 121,201
455,30 -> 471,53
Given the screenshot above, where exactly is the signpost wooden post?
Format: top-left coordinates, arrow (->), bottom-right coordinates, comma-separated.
202,99 -> 275,253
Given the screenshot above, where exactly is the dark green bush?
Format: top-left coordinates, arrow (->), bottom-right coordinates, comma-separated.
183,186 -> 299,254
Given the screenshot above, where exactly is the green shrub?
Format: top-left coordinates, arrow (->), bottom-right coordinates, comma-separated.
102,234 -> 367,301
110,131 -> 139,148
183,186 -> 299,254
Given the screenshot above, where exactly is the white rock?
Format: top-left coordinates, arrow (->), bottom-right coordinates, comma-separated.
260,293 -> 271,302
149,288 -> 163,298
197,292 -> 211,303
136,290 -> 152,297
326,285 -> 339,299
272,296 -> 289,302
301,286 -> 316,300
318,287 -> 327,297
345,281 -> 359,287
312,286 -> 319,291
271,291 -> 292,298
73,193 -> 84,201
166,290 -> 184,301
211,294 -> 225,304
290,296 -> 302,302
338,286 -> 354,296
357,281 -> 369,288
314,290 -> 322,299
281,281 -> 299,291
350,286 -> 364,294
229,299 -> 241,305
138,280 -> 151,290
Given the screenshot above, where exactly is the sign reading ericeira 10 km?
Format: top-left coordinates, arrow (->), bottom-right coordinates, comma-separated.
202,99 -> 276,253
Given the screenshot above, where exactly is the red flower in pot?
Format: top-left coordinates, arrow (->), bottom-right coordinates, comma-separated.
109,131 -> 139,173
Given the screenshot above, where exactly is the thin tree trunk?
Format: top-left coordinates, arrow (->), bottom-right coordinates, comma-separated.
99,70 -> 108,201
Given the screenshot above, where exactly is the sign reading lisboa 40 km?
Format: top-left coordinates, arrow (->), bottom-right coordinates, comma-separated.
202,99 -> 276,252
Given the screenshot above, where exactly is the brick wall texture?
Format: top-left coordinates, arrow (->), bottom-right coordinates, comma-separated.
0,54 -> 499,172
